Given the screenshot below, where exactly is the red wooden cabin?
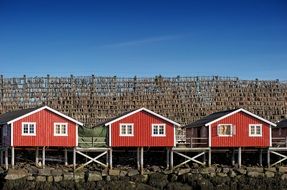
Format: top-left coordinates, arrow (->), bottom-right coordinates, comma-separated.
185,108 -> 276,148
102,107 -> 180,171
0,105 -> 83,168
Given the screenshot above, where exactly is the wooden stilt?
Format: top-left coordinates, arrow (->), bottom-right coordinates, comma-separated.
166,148 -> 170,169
106,150 -> 109,166
42,147 -> 45,168
0,150 -> 3,165
259,149 -> 263,166
140,147 -> 143,174
267,149 -> 270,167
208,148 -> 212,166
232,149 -> 235,166
203,152 -> 206,165
5,148 -> 8,170
64,148 -> 68,166
238,147 -> 242,168
36,147 -> 39,166
73,147 -> 76,170
170,149 -> 174,170
109,149 -> 113,169
11,146 -> 14,169
137,147 -> 140,170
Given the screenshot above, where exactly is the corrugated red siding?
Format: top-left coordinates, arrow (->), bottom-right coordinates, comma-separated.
211,112 -> 270,147
111,111 -> 174,147
13,109 -> 77,147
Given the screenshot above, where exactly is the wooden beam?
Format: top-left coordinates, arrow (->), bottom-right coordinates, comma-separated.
75,151 -> 108,171
267,149 -> 270,167
259,149 -> 263,166
0,150 -> 3,165
109,149 -> 113,169
5,148 -> 8,170
11,146 -> 14,169
140,147 -> 143,174
170,149 -> 174,170
42,147 -> 45,168
64,148 -> 68,166
208,148 -> 211,166
137,147 -> 140,170
36,147 -> 39,166
232,149 -> 235,166
166,148 -> 170,169
238,147 -> 242,168
73,147 -> 76,170
173,151 -> 205,169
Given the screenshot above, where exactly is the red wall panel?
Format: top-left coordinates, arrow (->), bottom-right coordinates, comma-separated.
13,109 -> 77,147
111,111 -> 175,147
211,112 -> 270,147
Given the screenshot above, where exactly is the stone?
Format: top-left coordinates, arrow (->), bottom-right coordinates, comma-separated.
265,171 -> 275,178
236,168 -> 247,175
247,171 -> 264,177
88,171 -> 102,182
109,169 -> 120,176
74,172 -> 84,182
150,165 -> 161,172
128,169 -> 139,176
54,175 -> 63,182
279,167 -> 287,173
47,176 -> 53,182
222,168 -> 229,174
5,169 -> 28,180
217,173 -> 228,177
120,170 -> 128,177
63,172 -> 74,180
51,169 -> 63,176
27,176 -> 35,181
26,166 -> 38,175
148,173 -> 169,189
102,168 -> 108,176
178,168 -> 191,175
36,176 -> 46,182
229,170 -> 237,178
282,174 -> 287,180
246,167 -> 264,173
201,167 -> 216,174
265,167 -> 276,173
38,168 -> 52,176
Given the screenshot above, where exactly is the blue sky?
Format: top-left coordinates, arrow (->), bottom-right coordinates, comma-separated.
0,0 -> 286,79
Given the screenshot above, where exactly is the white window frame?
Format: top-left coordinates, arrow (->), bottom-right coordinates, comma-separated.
54,123 -> 68,136
152,124 -> 166,137
217,124 -> 233,137
22,122 -> 36,136
249,124 -> 262,137
119,123 -> 134,136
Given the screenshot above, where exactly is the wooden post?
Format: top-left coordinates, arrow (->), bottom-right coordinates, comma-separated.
208,148 -> 212,166
140,147 -> 144,174
0,150 -> 3,165
267,149 -> 270,167
259,149 -> 263,166
5,148 -> 8,170
170,149 -> 174,170
203,151 -> 206,165
11,146 -> 14,169
106,150 -> 109,167
238,147 -> 242,168
109,149 -> 113,169
42,147 -> 45,168
166,148 -> 170,169
73,147 -> 76,170
36,147 -> 39,166
137,147 -> 140,170
64,148 -> 68,166
232,149 -> 235,166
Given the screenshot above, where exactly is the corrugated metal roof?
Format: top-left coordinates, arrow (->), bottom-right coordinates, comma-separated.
185,109 -> 238,128
0,107 -> 40,124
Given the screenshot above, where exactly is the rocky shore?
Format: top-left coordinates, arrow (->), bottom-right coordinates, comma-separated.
2,164 -> 287,189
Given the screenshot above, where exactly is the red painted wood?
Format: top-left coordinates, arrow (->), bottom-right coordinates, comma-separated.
13,109 -> 77,147
211,112 -> 270,147
111,110 -> 174,147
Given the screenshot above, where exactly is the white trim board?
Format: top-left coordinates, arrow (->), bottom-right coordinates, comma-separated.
204,108 -> 276,127
7,106 -> 83,126
105,107 -> 181,127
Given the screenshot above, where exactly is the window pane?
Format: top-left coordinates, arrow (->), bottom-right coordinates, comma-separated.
56,125 -> 61,134
127,125 -> 132,134
225,125 -> 231,135
24,124 -> 29,133
121,125 -> 126,134
251,126 -> 255,135
29,126 -> 34,134
256,126 -> 261,135
153,125 -> 158,134
159,125 -> 164,134
61,125 -> 66,134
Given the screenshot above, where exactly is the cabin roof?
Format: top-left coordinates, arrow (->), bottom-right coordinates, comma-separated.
276,119 -> 287,128
185,109 -> 237,128
0,107 -> 40,124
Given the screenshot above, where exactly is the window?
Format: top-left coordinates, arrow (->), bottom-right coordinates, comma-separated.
22,122 -> 36,136
217,124 -> 233,136
120,124 -> 134,136
152,124 -> 166,136
54,123 -> 68,136
249,124 -> 262,137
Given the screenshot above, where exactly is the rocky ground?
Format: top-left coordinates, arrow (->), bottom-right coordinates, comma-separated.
2,163 -> 287,189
